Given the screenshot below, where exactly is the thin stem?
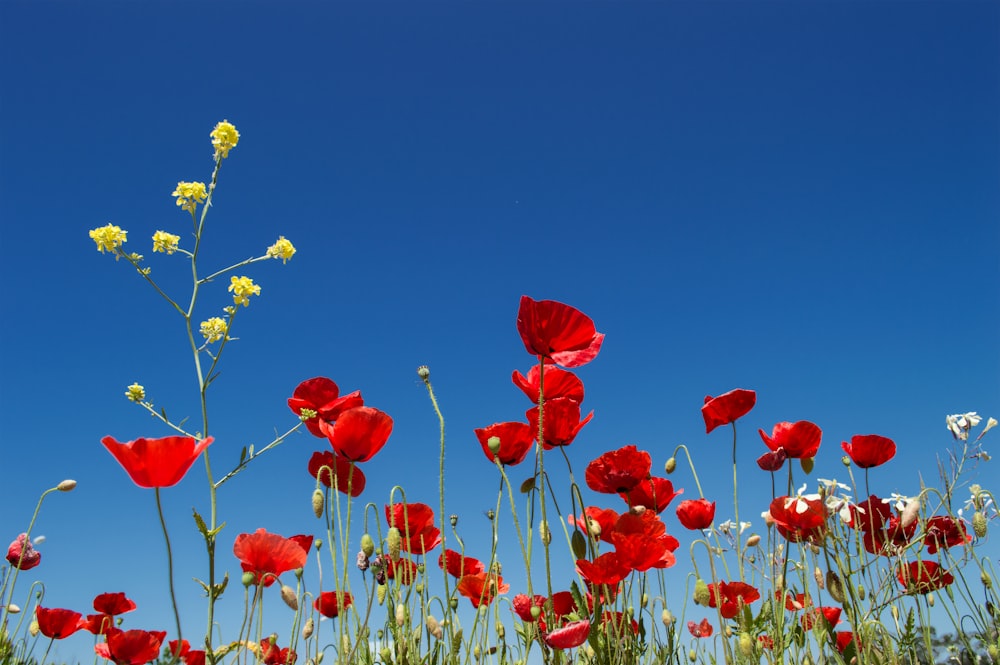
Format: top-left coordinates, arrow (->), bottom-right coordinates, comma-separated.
156,488 -> 184,655
0,486 -> 58,632
731,422 -> 744,583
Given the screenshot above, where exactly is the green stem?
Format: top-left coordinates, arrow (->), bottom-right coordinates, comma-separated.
0,486 -> 58,633
156,488 -> 184,656
731,422 -> 744,583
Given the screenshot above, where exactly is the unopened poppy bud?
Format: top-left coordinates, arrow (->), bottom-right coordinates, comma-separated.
982,571 -> 993,589
487,436 -> 502,455
641,593 -> 649,608
688,649 -> 697,662
57,479 -> 77,492
661,609 -> 673,627
665,457 -> 677,474
927,592 -> 935,607
739,633 -> 753,658
496,622 -> 505,639
242,572 -> 257,587
361,533 -> 375,557
474,645 -> 481,659
417,365 -> 430,380
415,583 -> 424,594
314,538 -> 322,549
530,605 -> 541,619
725,626 -> 733,637
396,603 -> 406,626
387,527 -> 401,561
426,615 -> 443,640
379,647 -> 393,663
302,618 -> 314,640
630,505 -> 647,516
763,511 -> 775,527
571,530 -> 587,559
377,583 -> 387,605
312,489 -> 324,518
827,571 -> 845,603
29,620 -> 39,636
693,579 -> 710,606
587,518 -> 602,538
450,514 -> 458,528
746,534 -> 761,547
814,567 -> 824,589
450,597 -> 458,610
800,457 -> 814,474
973,511 -> 988,538
539,520 -> 551,545
6,604 -> 20,614
280,585 -> 298,610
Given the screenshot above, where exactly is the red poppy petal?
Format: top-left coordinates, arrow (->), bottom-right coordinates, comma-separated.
544,619 -> 591,649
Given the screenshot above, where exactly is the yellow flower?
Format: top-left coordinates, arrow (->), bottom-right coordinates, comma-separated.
172,181 -> 207,213
152,230 -> 181,254
211,120 -> 240,159
89,224 -> 128,255
266,236 -> 296,264
125,383 -> 145,403
228,276 -> 260,307
200,317 -> 228,343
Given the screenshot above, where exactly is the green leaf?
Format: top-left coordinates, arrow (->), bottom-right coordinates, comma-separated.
192,509 -> 209,537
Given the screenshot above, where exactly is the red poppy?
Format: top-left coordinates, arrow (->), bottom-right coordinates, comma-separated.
527,398 -> 593,450
260,640 -> 297,665
101,435 -> 213,488
800,606 -> 841,631
847,495 -> 894,533
923,516 -> 971,554
702,389 -> 756,434
94,629 -> 166,665
474,422 -> 534,466
233,529 -> 310,587
676,499 -> 716,530
313,591 -> 353,618
385,502 -> 441,554
168,640 -> 190,659
841,434 -> 896,469
758,635 -> 774,649
568,507 -> 620,544
318,406 -> 392,463
93,593 -> 137,616
287,377 -> 364,438
687,619 -> 713,638
898,560 -> 955,594
620,477 -> 681,514
835,631 -> 856,653
607,511 -> 679,572
516,296 -> 604,368
512,592 -> 576,630
706,581 -> 760,619
307,451 -> 366,497
438,549 -> 485,579
576,552 -> 631,587
779,590 -> 811,611
768,496 -> 827,543
184,651 -> 206,665
543,619 -> 591,649
5,533 -> 40,570
383,557 -> 419,584
457,572 -> 509,608
758,422 -> 821,460
756,448 -> 788,472
35,607 -> 83,639
512,365 -> 585,404
585,445 -> 651,494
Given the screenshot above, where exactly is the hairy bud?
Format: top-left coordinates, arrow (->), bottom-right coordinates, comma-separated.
280,585 -> 298,610
312,489 -> 324,518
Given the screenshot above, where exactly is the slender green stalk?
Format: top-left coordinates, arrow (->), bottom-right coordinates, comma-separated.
155,488 -> 184,656
0,486 -> 59,633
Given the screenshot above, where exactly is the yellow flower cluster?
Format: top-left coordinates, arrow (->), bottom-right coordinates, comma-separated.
228,276 -> 260,307
125,383 -> 146,403
152,230 -> 181,254
89,224 -> 128,255
211,120 -> 240,159
200,317 -> 228,343
266,236 -> 297,264
172,182 -> 207,213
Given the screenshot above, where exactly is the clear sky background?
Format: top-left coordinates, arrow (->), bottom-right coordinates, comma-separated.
1,1 -> 997,662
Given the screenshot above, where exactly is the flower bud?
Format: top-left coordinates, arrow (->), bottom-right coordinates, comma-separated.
739,633 -> 753,658
688,649 -> 697,662
417,366 -> 430,380
814,567 -> 824,589
661,609 -> 673,627
396,603 -> 406,627
29,621 -> 39,636
857,584 -> 866,600
900,498 -> 921,528
312,489 -> 324,518
665,457 -> 677,474
530,606 -> 541,619
450,597 -> 458,611
800,456 -> 814,474
361,533 -> 375,558
387,527 -> 401,561
302,617 -> 314,640
841,455 -> 851,467
745,534 -> 761,547
927,592 -> 935,607
280,585 -> 298,610
426,615 -> 443,640
57,479 -> 77,492
242,572 -> 257,587
641,593 -> 649,608
588,518 -> 602,539
826,571 -> 845,604
693,579 -> 710,606
973,511 -> 988,538
377,583 -> 387,605
571,530 -> 587,559
487,436 -> 502,455
539,520 -> 551,545
496,621 -> 505,639
6,604 -> 20,614
379,647 -> 393,663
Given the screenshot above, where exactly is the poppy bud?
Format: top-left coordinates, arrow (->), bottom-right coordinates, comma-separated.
242,572 -> 257,587
280,585 -> 298,610
973,511 -> 988,538
641,593 -> 649,608
539,520 -> 551,545
395,603 -> 406,627
450,514 -> 458,528
693,579 -> 710,606
487,436 -> 502,455
314,539 -> 323,549
29,621 -> 39,637
6,604 -> 19,614
426,615 -> 442,640
387,527 -> 401,561
746,534 -> 761,547
857,584 -> 866,600
312,489 -> 324,518
377,583 -> 387,605
450,597 -> 458,610
57,479 -> 77,492
827,571 -> 845,604
530,605 -> 541,619
927,592 -> 935,607
814,567 -> 824,589
496,622 -> 505,639
571,530 -> 587,559
800,457 -> 814,474
688,649 -> 697,662
739,633 -> 753,658
379,647 -> 393,663
725,626 -> 733,637
665,457 -> 677,474
415,583 -> 424,594
982,571 -> 993,589
661,609 -> 673,627
361,533 -> 375,557
841,455 -> 851,467
900,498 -> 921,528
417,366 -> 430,380
302,618 -> 314,640
588,518 -> 602,538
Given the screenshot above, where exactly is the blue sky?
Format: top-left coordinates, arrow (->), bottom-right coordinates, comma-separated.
1,1 -> 998,662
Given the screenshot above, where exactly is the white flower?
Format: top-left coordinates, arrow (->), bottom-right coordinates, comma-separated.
817,478 -> 851,494
717,520 -> 751,535
946,412 -> 982,441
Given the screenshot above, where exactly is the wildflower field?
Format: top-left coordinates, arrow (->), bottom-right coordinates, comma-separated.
2,121 -> 998,665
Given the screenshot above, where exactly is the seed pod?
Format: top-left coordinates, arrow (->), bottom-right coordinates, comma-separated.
973,511 -> 988,538
280,585 -> 299,610
826,571 -> 845,604
312,489 -> 324,518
